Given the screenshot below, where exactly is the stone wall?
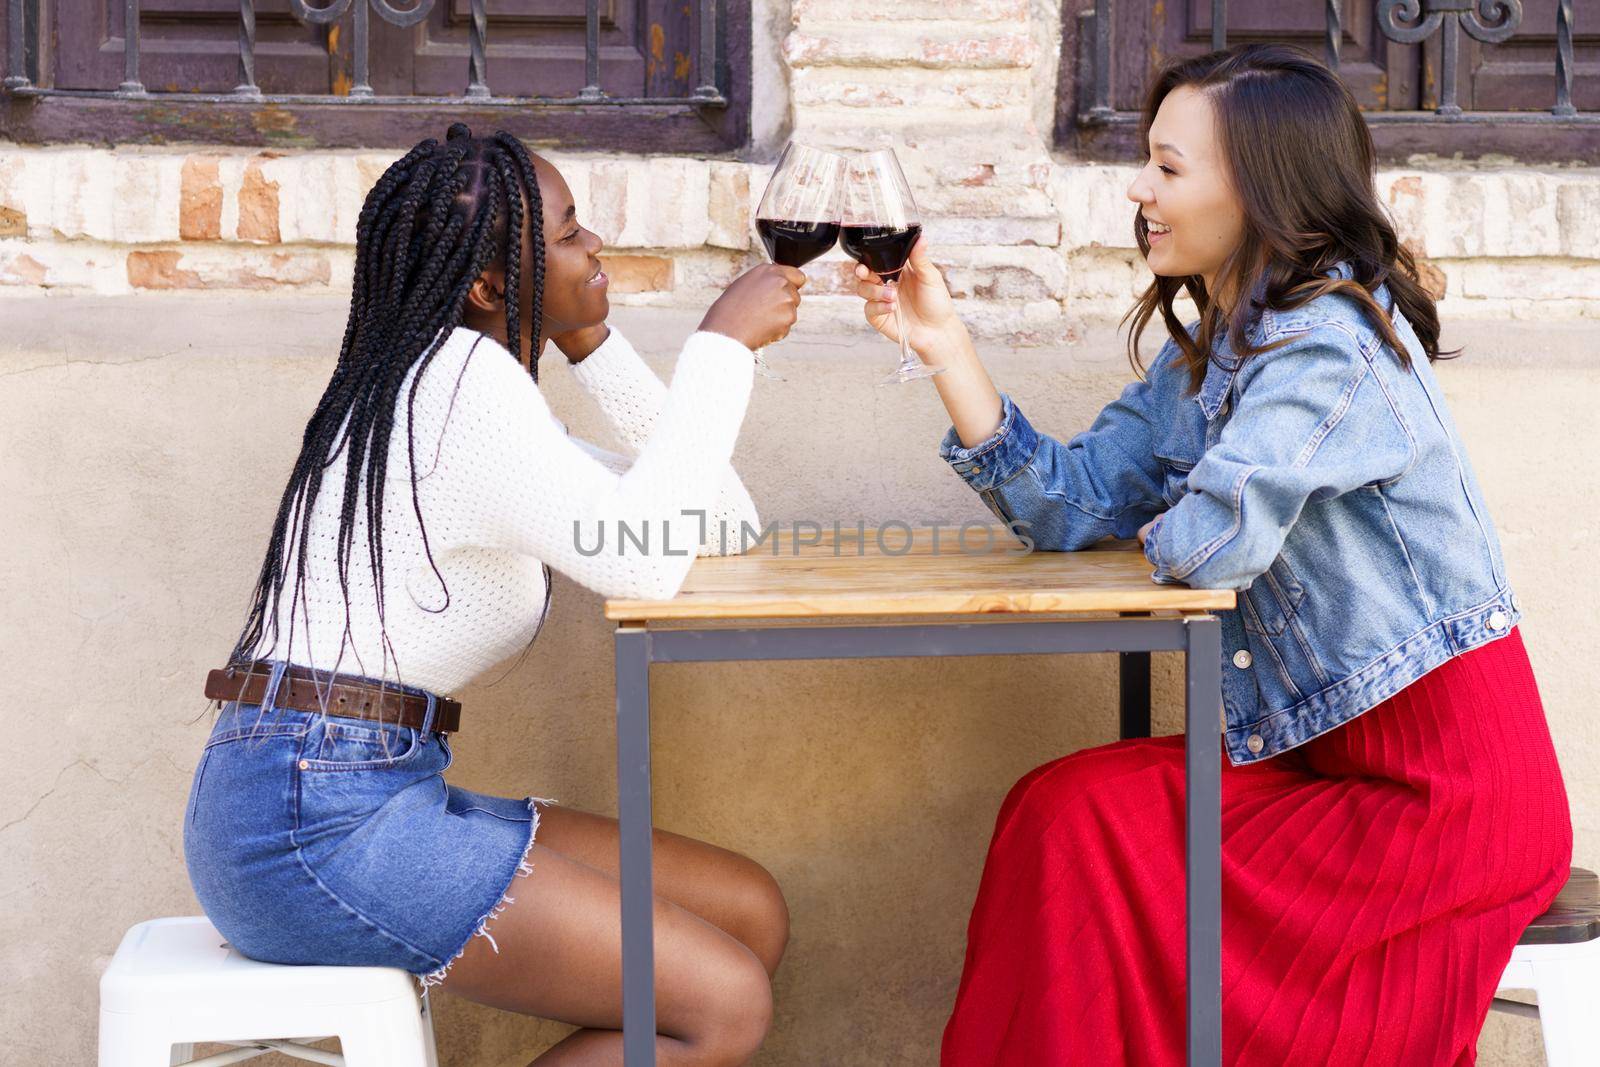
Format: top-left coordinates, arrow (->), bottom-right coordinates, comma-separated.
3,2 -> 1599,342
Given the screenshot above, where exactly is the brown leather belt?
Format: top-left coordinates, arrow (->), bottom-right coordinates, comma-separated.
204,662 -> 461,734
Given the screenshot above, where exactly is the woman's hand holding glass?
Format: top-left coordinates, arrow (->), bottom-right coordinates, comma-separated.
851,230 -> 1006,449
751,142 -> 846,380
852,236 -> 961,363
700,263 -> 808,353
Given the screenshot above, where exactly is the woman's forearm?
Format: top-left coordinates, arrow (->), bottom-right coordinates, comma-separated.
919,321 -> 1005,449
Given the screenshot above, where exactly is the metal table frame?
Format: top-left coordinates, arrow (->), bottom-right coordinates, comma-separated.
613,614 -> 1224,1066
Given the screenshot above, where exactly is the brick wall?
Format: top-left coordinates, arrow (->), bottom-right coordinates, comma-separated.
2,2 -> 1598,341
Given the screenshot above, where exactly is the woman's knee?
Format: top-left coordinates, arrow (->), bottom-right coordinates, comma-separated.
730,859 -> 789,974
997,742 -> 1175,834
694,946 -> 774,1066
996,753 -> 1087,830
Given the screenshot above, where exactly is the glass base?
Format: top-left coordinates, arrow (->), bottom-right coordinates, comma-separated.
879,359 -> 944,386
752,347 -> 786,382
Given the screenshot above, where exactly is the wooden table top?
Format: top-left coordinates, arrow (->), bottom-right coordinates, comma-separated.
604,525 -> 1237,623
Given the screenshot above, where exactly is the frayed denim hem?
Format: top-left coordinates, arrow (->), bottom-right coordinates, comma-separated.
415,795 -> 557,990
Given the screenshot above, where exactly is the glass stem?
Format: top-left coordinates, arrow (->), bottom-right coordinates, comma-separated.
750,344 -> 784,381
890,278 -> 915,372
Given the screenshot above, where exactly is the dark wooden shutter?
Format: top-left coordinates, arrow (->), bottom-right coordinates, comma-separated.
1144,0 -> 1594,113
52,0 -> 700,99
1143,1 -> 1423,111
412,0 -> 690,99
1449,0 -> 1600,111
51,0 -> 332,93
406,0 -> 698,99
1056,1 -> 1597,162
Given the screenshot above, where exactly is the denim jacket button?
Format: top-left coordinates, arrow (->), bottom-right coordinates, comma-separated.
1232,649 -> 1253,669
1246,734 -> 1265,754
1488,610 -> 1509,632
1510,592 -> 1521,612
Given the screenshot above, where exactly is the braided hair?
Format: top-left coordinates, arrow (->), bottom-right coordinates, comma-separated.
227,124 -> 553,684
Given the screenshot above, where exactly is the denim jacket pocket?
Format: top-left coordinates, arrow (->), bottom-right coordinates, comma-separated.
1239,556 -> 1307,637
1152,451 -> 1195,508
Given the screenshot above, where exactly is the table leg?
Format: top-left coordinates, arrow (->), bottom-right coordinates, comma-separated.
1119,651 -> 1152,740
615,626 -> 656,1067
1183,616 -> 1222,1066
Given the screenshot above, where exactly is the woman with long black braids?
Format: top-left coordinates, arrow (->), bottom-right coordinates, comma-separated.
183,125 -> 805,1065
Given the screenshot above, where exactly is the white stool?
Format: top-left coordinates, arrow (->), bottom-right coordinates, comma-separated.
1490,867 -> 1600,1067
98,916 -> 440,1067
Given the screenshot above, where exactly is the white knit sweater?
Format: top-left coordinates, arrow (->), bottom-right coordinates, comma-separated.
248,325 -> 760,695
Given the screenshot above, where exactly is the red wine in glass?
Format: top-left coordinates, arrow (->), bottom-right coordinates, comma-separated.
756,219 -> 842,269
842,149 -> 940,385
750,143 -> 846,380
839,224 -> 922,280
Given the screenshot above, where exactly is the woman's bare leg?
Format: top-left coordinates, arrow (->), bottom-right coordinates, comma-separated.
533,806 -> 789,977
436,810 -> 788,1065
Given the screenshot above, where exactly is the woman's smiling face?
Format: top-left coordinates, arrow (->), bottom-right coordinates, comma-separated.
465,151 -> 608,363
1125,85 -> 1247,294
526,154 -> 609,338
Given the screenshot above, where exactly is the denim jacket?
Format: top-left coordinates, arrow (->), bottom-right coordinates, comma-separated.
940,265 -> 1520,765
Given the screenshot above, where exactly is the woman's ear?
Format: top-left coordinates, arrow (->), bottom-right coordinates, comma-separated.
466,268 -> 506,315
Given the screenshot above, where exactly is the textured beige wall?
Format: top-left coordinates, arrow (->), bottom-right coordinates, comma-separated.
2,297 -> 1594,1065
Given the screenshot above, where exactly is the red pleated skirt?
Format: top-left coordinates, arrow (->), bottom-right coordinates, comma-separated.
942,627 -> 1572,1066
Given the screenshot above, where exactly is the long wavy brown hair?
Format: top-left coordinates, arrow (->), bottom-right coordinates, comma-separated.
1125,43 -> 1457,390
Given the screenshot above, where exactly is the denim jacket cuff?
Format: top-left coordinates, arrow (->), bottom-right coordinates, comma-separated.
939,392 -> 1040,493
1143,512 -> 1182,584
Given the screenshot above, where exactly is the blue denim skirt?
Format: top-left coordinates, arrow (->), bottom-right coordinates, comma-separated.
182,662 -> 546,986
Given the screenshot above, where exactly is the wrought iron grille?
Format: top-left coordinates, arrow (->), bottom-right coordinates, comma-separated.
0,0 -> 748,151
1070,0 -> 1596,163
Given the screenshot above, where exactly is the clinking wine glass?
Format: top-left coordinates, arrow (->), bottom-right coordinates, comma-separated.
752,142 -> 846,381
842,148 -> 942,385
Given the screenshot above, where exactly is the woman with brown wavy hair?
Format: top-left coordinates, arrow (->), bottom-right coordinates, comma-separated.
854,45 -> 1573,1065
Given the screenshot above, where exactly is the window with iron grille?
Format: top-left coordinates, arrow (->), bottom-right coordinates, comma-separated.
1058,1 -> 1598,164
0,0 -> 749,152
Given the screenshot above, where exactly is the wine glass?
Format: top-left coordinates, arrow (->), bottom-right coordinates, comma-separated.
752,142 -> 846,380
842,148 -> 942,385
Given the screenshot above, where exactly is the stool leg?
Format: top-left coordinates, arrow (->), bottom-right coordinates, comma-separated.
98,1010 -> 181,1067
419,989 -> 440,1067
1531,957 -> 1600,1067
336,996 -> 435,1067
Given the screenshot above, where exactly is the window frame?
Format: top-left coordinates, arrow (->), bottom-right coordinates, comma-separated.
1054,1 -> 1600,166
0,0 -> 751,154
